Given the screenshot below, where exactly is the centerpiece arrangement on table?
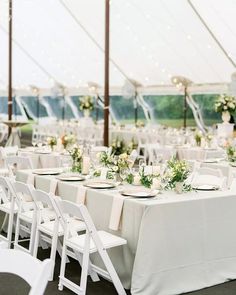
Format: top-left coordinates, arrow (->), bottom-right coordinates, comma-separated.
215,94 -> 236,123
194,131 -> 213,148
79,95 -> 94,117
61,134 -> 75,150
47,136 -> 57,151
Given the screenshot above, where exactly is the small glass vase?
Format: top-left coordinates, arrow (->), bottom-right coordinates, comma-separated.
175,182 -> 184,194
222,111 -> 230,123
71,160 -> 82,173
84,109 -> 90,118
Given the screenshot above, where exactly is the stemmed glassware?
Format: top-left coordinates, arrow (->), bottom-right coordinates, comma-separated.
32,134 -> 38,147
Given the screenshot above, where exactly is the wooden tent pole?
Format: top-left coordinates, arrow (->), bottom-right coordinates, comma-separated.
104,0 -> 110,146
8,0 -> 13,134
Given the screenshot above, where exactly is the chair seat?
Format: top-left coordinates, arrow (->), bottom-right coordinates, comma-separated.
0,202 -> 18,214
38,218 -> 86,237
19,210 -> 35,223
66,230 -> 127,254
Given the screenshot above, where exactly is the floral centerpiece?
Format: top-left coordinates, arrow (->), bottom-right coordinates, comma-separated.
194,131 -> 202,147
226,145 -> 236,162
47,136 -> 57,151
205,133 -> 213,147
97,151 -> 131,181
215,94 -> 236,123
165,157 -> 191,193
69,145 -> 83,173
80,96 -> 94,117
126,165 -> 161,188
136,120 -> 145,128
111,137 -> 126,155
61,134 -> 75,150
126,138 -> 138,155
99,149 -> 114,168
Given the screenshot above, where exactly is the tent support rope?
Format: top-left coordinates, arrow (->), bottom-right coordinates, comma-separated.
187,0 -> 236,68
59,0 -> 134,86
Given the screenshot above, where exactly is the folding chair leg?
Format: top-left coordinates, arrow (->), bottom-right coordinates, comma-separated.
80,245 -> 90,295
74,250 -> 99,282
98,249 -> 126,295
7,211 -> 14,248
14,215 -> 21,248
49,232 -> 58,281
33,228 -> 40,258
59,241 -> 67,291
29,219 -> 36,255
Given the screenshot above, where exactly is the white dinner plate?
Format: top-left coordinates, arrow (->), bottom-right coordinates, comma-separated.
203,159 -> 219,163
84,181 -> 116,189
57,174 -> 85,181
33,169 -> 62,175
34,149 -> 51,154
193,184 -> 219,191
121,189 -> 158,198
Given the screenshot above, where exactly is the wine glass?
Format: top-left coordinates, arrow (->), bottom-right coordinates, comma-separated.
119,168 -> 129,184
32,134 -> 38,148
61,156 -> 72,173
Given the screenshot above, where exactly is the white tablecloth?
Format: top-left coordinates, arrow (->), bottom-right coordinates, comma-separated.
178,147 -> 225,161
18,149 -> 68,169
16,170 -> 236,294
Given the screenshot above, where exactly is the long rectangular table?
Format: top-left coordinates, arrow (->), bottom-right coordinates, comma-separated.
17,170 -> 236,295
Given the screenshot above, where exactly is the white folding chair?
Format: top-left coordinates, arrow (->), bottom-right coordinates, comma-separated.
52,195 -> 99,283
0,176 -> 18,248
12,181 -> 37,255
32,190 -> 86,280
5,156 -> 33,178
137,132 -> 149,159
58,200 -> 127,295
0,146 -> 18,176
0,249 -> 52,295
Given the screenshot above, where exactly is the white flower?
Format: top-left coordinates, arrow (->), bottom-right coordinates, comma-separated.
113,166 -> 119,172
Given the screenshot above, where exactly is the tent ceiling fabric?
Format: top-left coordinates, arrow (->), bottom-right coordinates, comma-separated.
0,0 -> 235,90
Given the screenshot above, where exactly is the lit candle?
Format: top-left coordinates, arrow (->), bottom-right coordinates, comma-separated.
82,156 -> 90,175
133,174 -> 141,185
152,165 -> 160,174
151,178 -> 161,190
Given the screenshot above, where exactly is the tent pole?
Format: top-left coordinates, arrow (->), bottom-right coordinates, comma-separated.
104,0 -> 110,146
8,0 -> 13,135
184,87 -> 187,128
37,96 -> 40,123
134,93 -> 138,126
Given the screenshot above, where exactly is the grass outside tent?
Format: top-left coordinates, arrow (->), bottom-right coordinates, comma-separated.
20,118 -> 219,136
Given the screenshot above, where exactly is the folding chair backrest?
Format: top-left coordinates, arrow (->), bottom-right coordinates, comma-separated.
12,181 -> 34,204
0,176 -> 14,204
197,167 -> 223,178
5,156 -> 33,177
0,249 -> 52,295
58,200 -> 96,235
32,189 -> 54,210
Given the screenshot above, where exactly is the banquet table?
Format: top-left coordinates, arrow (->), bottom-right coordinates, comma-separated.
16,169 -> 236,295
177,147 -> 225,161
18,148 -> 70,169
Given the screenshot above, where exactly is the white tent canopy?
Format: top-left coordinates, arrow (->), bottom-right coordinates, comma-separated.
0,0 -> 235,93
